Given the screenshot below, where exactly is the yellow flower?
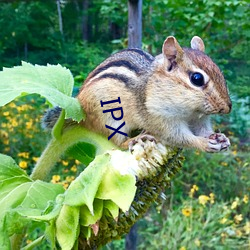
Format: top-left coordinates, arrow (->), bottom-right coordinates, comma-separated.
32,157 -> 39,162
4,147 -> 10,152
194,238 -> 201,247
244,221 -> 250,234
0,130 -> 8,138
232,150 -> 237,156
221,162 -> 228,167
209,193 -> 215,204
19,161 -> 28,169
243,195 -> 248,204
11,119 -> 18,127
231,197 -> 240,209
236,229 -> 242,237
66,176 -> 75,182
195,150 -> 200,155
51,175 -> 61,183
62,160 -> 69,166
3,111 -> 9,116
179,247 -> 186,250
18,152 -> 30,159
63,182 -> 69,189
70,165 -> 77,172
220,217 -> 228,224
75,159 -> 81,165
9,102 -> 16,108
26,121 -> 33,129
182,207 -> 192,217
234,214 -> 243,224
198,195 -> 210,206
3,138 -> 9,145
189,184 -> 199,198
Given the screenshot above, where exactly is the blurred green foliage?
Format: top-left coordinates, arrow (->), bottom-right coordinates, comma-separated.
0,0 -> 249,97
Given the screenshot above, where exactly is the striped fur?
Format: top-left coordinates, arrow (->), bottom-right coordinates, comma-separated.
77,36 -> 232,152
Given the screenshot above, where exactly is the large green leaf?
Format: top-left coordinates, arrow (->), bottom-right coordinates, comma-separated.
0,62 -> 85,121
96,166 -> 136,212
0,154 -> 65,248
56,205 -> 80,250
20,181 -> 64,211
63,154 -> 110,213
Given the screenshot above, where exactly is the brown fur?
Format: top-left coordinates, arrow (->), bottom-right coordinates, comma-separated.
77,36 -> 232,152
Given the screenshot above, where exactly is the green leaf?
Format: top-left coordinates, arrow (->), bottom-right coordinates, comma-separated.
56,205 -> 80,250
64,154 -> 111,213
45,220 -> 56,249
96,167 -> 136,212
0,154 -> 65,244
0,62 -> 85,122
0,176 -> 32,201
103,200 -> 119,219
0,154 -> 30,181
66,142 -> 96,165
27,199 -> 63,222
0,231 -> 10,250
80,226 -> 92,240
0,182 -> 33,218
80,199 -> 103,227
20,181 -> 64,213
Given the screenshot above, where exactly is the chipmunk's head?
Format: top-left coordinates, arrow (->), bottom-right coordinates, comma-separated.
152,36 -> 232,116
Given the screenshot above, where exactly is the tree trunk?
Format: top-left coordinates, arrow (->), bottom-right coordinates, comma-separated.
56,0 -> 63,36
82,0 -> 89,41
128,0 -> 142,48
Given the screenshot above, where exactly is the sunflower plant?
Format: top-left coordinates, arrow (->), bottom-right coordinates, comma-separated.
0,62 -> 182,249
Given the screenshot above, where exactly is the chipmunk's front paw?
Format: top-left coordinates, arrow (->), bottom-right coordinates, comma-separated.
206,133 -> 230,152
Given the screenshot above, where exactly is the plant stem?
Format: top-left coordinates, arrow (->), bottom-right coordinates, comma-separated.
30,126 -> 118,181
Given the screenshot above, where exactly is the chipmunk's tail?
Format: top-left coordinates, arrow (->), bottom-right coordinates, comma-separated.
41,106 -> 62,130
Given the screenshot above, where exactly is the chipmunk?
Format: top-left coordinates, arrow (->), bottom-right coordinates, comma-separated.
43,36 -> 232,153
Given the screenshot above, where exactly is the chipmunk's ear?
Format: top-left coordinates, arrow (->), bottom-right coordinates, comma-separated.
162,36 -> 184,63
191,36 -> 205,52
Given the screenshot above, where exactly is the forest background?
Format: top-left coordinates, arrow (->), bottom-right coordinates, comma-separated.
0,0 -> 249,249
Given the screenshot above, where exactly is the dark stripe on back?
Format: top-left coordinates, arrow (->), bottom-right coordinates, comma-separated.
125,48 -> 154,62
96,73 -> 130,85
91,60 -> 140,79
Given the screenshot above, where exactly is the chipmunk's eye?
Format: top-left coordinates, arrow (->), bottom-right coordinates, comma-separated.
190,72 -> 204,87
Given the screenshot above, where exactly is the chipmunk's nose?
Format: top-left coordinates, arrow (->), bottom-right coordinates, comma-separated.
219,101 -> 232,114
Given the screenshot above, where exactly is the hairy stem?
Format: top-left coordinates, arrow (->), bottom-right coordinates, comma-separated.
30,126 -> 118,181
